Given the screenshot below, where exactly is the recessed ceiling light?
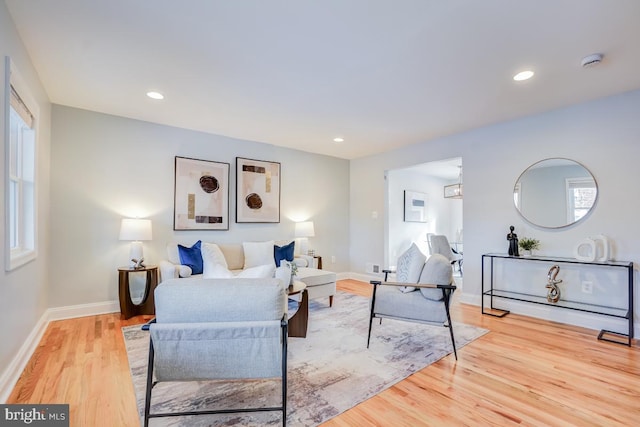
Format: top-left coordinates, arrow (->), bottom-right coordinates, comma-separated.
513,70 -> 534,81
333,137 -> 344,143
146,91 -> 164,100
581,53 -> 603,68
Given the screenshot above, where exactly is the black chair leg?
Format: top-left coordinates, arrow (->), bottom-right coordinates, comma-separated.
281,321 -> 288,427
143,338 -> 155,427
367,313 -> 375,348
367,284 -> 378,348
442,288 -> 457,360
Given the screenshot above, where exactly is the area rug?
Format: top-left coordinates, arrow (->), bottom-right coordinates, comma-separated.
123,291 -> 488,426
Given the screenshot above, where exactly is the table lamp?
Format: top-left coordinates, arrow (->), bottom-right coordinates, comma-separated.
294,221 -> 315,255
119,218 -> 152,268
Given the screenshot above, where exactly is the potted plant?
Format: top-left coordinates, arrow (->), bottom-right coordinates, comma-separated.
519,237 -> 540,256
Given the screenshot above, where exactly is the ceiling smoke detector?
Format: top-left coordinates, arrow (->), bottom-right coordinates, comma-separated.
581,53 -> 603,68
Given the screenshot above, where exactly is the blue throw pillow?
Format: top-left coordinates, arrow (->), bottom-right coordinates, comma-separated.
178,240 -> 203,275
274,241 -> 295,267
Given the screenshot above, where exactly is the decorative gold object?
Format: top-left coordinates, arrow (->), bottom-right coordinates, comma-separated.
546,265 -> 562,303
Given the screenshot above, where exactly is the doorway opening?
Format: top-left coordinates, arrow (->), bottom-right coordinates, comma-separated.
384,157 -> 463,281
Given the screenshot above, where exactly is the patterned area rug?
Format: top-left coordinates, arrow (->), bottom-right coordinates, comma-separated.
123,291 -> 488,426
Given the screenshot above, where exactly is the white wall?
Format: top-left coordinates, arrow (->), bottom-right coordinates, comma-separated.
386,168 -> 461,265
351,89 -> 640,334
50,105 -> 350,307
0,2 -> 51,395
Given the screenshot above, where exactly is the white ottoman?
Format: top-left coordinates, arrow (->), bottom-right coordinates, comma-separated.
295,267 -> 337,307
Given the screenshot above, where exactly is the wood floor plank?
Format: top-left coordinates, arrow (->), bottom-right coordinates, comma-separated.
7,279 -> 640,426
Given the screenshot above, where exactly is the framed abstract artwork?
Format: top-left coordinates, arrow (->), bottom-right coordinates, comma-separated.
236,157 -> 281,223
174,156 -> 230,230
404,190 -> 427,222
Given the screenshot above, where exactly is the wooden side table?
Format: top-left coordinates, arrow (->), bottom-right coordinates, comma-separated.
287,281 -> 308,338
314,256 -> 323,269
118,265 -> 158,319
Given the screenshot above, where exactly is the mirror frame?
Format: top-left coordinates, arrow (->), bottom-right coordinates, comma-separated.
514,157 -> 598,229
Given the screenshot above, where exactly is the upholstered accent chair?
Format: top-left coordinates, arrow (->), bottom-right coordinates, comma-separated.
367,253 -> 458,360
429,234 -> 463,275
143,278 -> 288,426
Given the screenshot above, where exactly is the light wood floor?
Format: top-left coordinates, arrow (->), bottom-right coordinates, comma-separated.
8,279 -> 640,426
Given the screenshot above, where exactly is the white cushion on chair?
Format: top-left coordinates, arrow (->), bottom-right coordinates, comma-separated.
396,243 -> 426,293
418,254 -> 453,300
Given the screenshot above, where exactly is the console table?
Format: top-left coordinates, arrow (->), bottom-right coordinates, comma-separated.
481,253 -> 634,346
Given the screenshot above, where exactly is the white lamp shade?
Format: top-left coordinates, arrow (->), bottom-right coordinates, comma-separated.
119,218 -> 152,241
295,221 -> 315,238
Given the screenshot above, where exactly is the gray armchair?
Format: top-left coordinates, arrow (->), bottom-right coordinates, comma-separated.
367,254 -> 458,360
143,278 -> 288,426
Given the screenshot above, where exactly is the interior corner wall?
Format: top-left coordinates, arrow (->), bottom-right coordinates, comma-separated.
0,3 -> 51,389
350,89 -> 640,333
49,105 -> 349,308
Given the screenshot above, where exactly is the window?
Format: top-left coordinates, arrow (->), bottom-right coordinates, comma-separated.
566,177 -> 597,223
5,58 -> 37,270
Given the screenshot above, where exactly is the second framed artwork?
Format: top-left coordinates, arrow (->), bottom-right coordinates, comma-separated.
174,156 -> 230,230
404,190 -> 428,223
236,157 -> 281,223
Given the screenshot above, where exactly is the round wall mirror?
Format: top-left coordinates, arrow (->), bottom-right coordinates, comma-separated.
514,158 -> 598,228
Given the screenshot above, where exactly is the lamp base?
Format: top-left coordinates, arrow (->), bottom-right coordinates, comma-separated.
297,237 -> 309,256
129,241 -> 144,268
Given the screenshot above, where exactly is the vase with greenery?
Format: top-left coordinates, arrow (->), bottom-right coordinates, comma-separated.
519,237 -> 540,256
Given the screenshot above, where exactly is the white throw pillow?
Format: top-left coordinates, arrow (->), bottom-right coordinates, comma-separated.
237,263 -> 276,279
243,240 -> 276,269
396,243 -> 426,293
203,263 -> 235,279
201,242 -> 229,277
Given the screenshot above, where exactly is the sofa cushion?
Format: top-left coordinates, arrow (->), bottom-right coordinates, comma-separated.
295,267 -> 336,287
178,240 -> 203,275
396,243 -> 426,293
243,240 -> 276,269
217,244 -> 244,270
274,241 -> 295,267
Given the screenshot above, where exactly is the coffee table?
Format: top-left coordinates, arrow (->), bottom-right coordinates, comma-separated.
287,280 -> 308,338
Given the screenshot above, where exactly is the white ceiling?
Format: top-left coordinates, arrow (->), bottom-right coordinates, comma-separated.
6,0 -> 640,160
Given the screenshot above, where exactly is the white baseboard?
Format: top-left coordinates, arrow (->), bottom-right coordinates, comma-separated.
343,272 -> 381,282
0,300 -> 119,403
46,300 -> 120,322
0,311 -> 48,403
